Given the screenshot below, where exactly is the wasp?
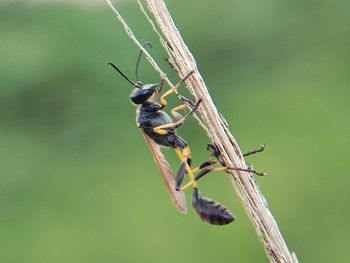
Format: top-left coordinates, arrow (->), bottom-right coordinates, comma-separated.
108,43 -> 245,225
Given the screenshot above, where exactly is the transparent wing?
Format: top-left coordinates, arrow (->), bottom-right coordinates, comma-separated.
142,132 -> 187,213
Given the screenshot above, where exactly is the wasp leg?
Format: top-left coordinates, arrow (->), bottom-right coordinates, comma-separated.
176,159 -> 218,191
175,92 -> 196,107
164,59 -> 196,106
227,167 -> 267,176
170,102 -> 201,121
174,146 -> 198,190
160,70 -> 195,108
170,104 -> 187,121
179,167 -> 227,191
243,144 -> 266,157
175,156 -> 217,190
153,99 -> 201,135
175,161 -> 187,191
173,155 -> 236,225
180,166 -> 267,191
177,158 -> 218,191
191,160 -> 218,173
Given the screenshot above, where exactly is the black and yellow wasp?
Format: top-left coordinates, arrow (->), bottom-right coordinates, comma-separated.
108,43 -> 265,225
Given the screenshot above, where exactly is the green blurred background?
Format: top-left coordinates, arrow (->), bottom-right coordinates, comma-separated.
1,1 -> 349,262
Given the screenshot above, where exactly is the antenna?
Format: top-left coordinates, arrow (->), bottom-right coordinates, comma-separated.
135,42 -> 153,81
108,62 -> 136,87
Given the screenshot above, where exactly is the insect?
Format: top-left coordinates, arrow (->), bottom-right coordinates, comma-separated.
108,43 -> 238,225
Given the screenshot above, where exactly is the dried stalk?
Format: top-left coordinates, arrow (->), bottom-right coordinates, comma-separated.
106,0 -> 298,262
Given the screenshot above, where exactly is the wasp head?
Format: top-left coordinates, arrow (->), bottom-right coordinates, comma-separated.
130,82 -> 159,104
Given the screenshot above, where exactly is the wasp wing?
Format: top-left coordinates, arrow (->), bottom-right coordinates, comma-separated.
142,132 -> 187,213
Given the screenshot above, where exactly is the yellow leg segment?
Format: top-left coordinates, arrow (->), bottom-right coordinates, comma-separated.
171,104 -> 188,120
153,119 -> 184,135
179,167 -> 227,191
154,99 -> 201,135
160,70 -> 195,108
175,146 -> 198,189
191,160 -> 218,173
153,103 -> 198,135
160,86 -> 177,107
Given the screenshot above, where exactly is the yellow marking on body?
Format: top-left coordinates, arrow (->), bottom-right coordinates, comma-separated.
154,128 -> 168,135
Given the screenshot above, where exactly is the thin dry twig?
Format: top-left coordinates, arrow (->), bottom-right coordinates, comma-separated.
106,1 -> 299,262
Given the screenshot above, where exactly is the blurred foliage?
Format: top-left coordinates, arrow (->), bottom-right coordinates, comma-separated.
0,1 -> 349,262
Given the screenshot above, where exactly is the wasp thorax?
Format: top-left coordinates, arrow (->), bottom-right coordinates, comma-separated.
130,83 -> 159,104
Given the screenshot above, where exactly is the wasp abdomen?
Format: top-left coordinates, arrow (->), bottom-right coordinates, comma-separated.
192,188 -> 235,225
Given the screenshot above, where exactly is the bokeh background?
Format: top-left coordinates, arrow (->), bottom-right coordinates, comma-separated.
1,0 -> 349,262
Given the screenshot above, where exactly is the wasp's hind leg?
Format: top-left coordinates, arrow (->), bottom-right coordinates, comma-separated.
190,161 -> 266,225
194,165 -> 267,189
174,151 -> 236,225
179,159 -> 267,192
178,166 -> 227,191
177,158 -> 235,225
174,146 -> 197,190
191,160 -> 218,173
177,144 -> 266,225
174,148 -> 217,191
175,159 -> 216,192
